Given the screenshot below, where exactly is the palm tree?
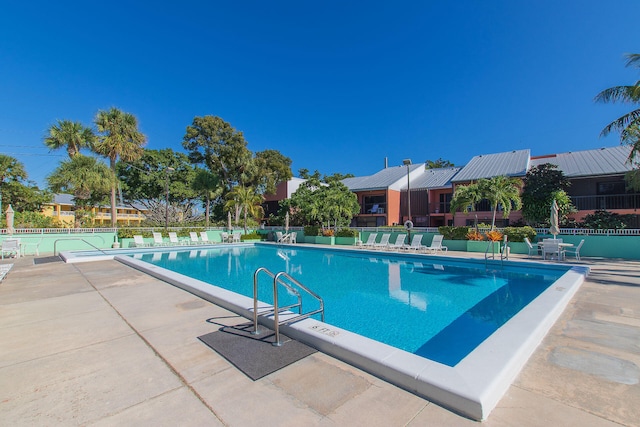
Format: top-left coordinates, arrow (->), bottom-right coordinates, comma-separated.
478,176 -> 522,229
47,155 -> 113,226
225,185 -> 264,234
192,169 -> 221,226
450,182 -> 483,217
44,120 -> 95,158
93,108 -> 146,226
595,53 -> 640,163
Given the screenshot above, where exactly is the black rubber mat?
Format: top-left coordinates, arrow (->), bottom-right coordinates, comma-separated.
198,323 -> 316,380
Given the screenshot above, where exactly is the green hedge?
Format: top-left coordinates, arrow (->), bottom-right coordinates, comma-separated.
336,228 -> 359,237
503,226 -> 537,242
438,226 -> 471,240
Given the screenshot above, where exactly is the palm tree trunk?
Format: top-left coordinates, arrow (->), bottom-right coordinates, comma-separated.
244,209 -> 248,234
205,196 -> 210,226
110,157 -> 117,227
491,203 -> 497,230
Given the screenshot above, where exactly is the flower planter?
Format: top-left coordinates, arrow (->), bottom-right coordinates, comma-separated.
442,240 -> 467,251
335,237 -> 357,246
316,236 -> 335,245
305,236 -> 319,244
467,241 -> 492,252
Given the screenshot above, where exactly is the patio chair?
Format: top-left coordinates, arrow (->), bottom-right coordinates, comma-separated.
367,204 -> 379,214
152,232 -> 165,246
289,232 -> 297,244
0,263 -> 13,282
387,234 -> 407,251
404,234 -> 425,252
231,233 -> 241,243
425,235 -> 448,254
132,235 -> 149,247
21,238 -> 42,256
563,239 -> 585,261
220,232 -> 229,243
275,231 -> 285,243
189,232 -> 204,244
200,232 -> 211,244
542,240 -> 564,260
373,233 -> 391,249
168,232 -> 183,245
1,240 -> 20,259
523,237 -> 540,257
362,233 -> 378,247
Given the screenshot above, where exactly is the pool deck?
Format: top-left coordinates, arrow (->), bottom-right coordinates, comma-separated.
1,249 -> 638,426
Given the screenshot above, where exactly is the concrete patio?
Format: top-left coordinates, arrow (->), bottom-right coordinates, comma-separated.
0,251 -> 638,426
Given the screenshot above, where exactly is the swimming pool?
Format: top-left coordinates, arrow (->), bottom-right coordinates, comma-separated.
134,245 -> 563,367
62,243 -> 589,420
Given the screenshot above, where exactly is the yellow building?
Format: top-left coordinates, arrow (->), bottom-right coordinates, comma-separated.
42,194 -> 148,227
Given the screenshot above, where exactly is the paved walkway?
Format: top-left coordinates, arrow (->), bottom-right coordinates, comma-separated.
0,252 -> 638,426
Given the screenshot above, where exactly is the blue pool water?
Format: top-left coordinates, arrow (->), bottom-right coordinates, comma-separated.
136,245 -> 568,366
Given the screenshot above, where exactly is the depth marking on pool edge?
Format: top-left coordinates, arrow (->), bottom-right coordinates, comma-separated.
309,324 -> 340,337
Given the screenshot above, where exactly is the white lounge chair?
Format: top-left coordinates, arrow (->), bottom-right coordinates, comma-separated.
200,232 -> 211,244
189,232 -> 204,244
362,233 -> 377,247
0,263 -> 14,282
1,240 -> 20,259
404,234 -> 425,252
373,233 -> 391,249
168,232 -> 183,245
387,234 -> 407,251
152,232 -> 165,246
563,239 -> 584,260
133,235 -> 149,247
425,235 -> 448,254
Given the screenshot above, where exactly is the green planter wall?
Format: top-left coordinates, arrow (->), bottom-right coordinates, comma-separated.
335,237 -> 358,245
316,236 -> 335,245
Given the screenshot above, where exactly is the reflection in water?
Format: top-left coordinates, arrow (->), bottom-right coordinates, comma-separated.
387,262 -> 428,311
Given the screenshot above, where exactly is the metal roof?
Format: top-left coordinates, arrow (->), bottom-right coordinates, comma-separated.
404,167 -> 460,190
529,145 -> 634,177
452,149 -> 530,182
342,163 -> 426,191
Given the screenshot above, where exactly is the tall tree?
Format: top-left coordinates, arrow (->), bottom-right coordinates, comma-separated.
521,163 -> 573,226
425,158 -> 455,169
47,155 -> 112,209
192,169 -> 222,226
94,107 -> 146,226
595,53 -> 640,164
250,149 -> 293,194
116,149 -> 200,225
44,119 -> 95,158
450,176 -> 522,229
0,155 -> 49,212
225,186 -> 264,233
182,116 -> 252,192
478,176 -> 522,229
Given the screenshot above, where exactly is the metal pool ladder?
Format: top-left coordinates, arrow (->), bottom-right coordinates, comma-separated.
484,235 -> 509,267
252,267 -> 324,346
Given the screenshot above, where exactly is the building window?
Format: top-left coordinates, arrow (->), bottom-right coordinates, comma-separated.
597,181 -> 626,195
363,195 -> 386,214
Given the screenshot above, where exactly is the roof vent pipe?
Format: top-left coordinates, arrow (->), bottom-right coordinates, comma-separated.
384,157 -> 388,168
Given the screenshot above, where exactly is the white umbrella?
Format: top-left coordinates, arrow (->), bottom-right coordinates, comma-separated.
285,211 -> 289,234
5,205 -> 14,235
549,199 -> 560,239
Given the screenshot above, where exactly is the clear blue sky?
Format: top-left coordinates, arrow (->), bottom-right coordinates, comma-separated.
1,1 -> 639,188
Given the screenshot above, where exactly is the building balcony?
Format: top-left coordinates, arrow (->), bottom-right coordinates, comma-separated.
571,194 -> 640,211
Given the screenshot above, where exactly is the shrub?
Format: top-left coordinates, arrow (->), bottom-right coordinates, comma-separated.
438,226 -> 471,240
580,210 -> 632,230
503,226 -> 536,242
240,232 -> 261,241
303,225 -> 319,236
336,228 -> 359,238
